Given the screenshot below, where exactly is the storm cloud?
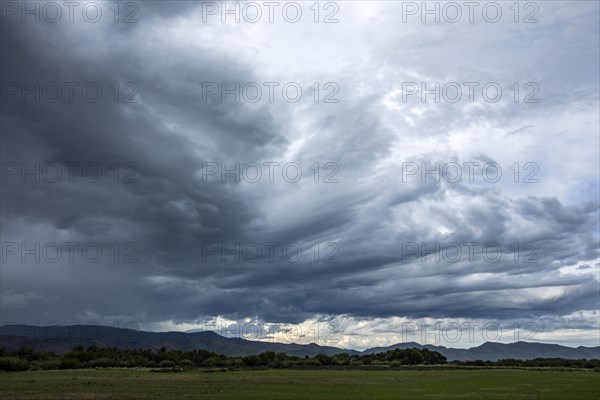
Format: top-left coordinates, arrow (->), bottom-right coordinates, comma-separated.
1,1 -> 598,349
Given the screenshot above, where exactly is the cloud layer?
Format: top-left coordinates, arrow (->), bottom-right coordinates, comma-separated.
1,1 -> 599,348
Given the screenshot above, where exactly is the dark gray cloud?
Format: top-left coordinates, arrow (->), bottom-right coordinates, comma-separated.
1,1 -> 598,348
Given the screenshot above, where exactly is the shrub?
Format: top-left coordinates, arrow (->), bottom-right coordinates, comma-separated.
32,359 -> 62,370
0,357 -> 31,371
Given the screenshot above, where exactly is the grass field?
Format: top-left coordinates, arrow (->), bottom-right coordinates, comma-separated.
1,369 -> 599,399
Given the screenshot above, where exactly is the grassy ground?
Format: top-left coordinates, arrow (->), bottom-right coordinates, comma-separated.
1,368 -> 599,399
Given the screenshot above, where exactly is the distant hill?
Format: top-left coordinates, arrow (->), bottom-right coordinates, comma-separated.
1,324 -> 598,361
361,340 -> 600,361
0,325 -> 355,357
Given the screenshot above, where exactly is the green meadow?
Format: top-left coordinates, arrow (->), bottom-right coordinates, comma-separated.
1,368 -> 599,399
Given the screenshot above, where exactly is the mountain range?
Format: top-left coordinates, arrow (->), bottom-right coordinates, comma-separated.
1,324 -> 598,361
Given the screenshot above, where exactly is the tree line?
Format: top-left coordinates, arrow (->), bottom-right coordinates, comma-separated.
1,347 -> 442,371
454,358 -> 600,369
0,346 -> 597,371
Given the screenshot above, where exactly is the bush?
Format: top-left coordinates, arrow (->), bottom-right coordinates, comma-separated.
159,360 -> 176,368
32,359 -> 62,370
89,357 -> 115,368
0,357 -> 31,371
60,357 -> 79,369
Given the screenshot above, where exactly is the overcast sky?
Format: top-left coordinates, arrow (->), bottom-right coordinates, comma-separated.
1,1 -> 599,350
